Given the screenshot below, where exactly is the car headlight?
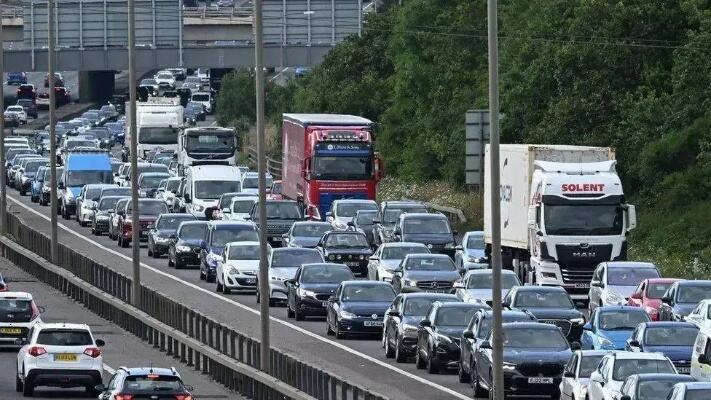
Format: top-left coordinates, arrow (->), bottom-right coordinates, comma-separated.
427,244 -> 433,249
176,245 -> 192,252
228,267 -> 239,275
598,337 -> 615,348
155,237 -> 170,244
42,186 -> 50,193
359,255 -> 365,260
445,242 -> 455,249
570,317 -> 585,325
21,176 -> 29,183
96,215 -> 109,221
194,205 -> 204,212
502,362 -> 517,371
403,279 -> 418,287
402,323 -> 418,334
328,254 -> 335,261
605,291 -> 624,304
298,288 -> 317,298
339,310 -> 357,319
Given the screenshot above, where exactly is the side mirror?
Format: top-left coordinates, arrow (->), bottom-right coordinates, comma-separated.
564,370 -> 575,378
455,245 -> 463,251
200,240 -> 207,250
628,340 -> 640,348
222,207 -> 230,213
347,221 -> 355,227
387,310 -> 400,318
169,233 -> 177,239
95,339 -> 105,347
662,296 -> 672,304
372,219 -> 381,224
620,396 -> 631,400
282,233 -> 289,239
325,211 -> 333,218
58,182 -> 65,189
184,194 -> 191,203
328,295 -> 337,302
453,282 -> 465,289
590,371 -> 604,385
583,322 -> 593,331
591,281 -> 603,288
570,341 -> 581,350
369,256 -> 379,261
462,330 -> 474,340
699,354 -> 709,365
419,319 -> 431,327
501,302 -> 510,309
91,205 -> 97,210
117,210 -> 125,216
626,204 -> 637,231
285,279 -> 296,286
480,340 -> 492,349
94,384 -> 106,393
527,205 -> 537,226
630,292 -> 642,300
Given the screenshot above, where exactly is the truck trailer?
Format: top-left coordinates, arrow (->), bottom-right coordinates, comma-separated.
484,144 -> 637,302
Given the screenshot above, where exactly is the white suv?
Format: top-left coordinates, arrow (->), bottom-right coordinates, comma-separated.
0,292 -> 43,347
16,323 -> 105,396
217,241 -> 265,294
587,351 -> 676,400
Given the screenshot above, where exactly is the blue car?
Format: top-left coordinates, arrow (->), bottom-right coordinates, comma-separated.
30,166 -> 48,203
625,321 -> 699,374
200,221 -> 259,282
6,72 -> 27,85
326,280 -> 396,339
581,306 -> 651,350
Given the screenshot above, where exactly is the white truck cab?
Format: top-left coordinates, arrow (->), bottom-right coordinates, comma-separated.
184,165 -> 243,219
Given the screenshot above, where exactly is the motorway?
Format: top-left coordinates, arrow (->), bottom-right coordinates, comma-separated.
0,253 -> 242,399
1,114 -> 478,400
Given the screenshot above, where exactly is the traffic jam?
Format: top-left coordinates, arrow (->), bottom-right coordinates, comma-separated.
2,66 -> 711,400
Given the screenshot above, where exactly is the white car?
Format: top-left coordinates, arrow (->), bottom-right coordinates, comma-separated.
366,242 -> 429,282
0,292 -> 43,347
154,71 -> 176,89
226,196 -> 258,221
4,105 -> 27,124
326,199 -> 378,231
686,299 -> 711,329
16,322 -> 105,396
156,176 -> 182,211
560,350 -> 611,400
216,241 -> 266,294
589,261 -> 661,312
190,91 -> 214,114
587,351 -> 676,400
454,269 -> 520,304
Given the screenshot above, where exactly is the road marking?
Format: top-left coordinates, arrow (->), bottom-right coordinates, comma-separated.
103,364 -> 116,374
7,195 -> 469,400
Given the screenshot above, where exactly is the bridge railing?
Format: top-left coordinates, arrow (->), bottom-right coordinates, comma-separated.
1,5 -> 22,19
247,146 -> 283,180
183,6 -> 252,19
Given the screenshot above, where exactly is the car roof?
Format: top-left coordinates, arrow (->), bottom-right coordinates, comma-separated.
0,292 -> 32,300
596,305 -> 649,313
301,262 -> 350,269
609,351 -> 669,360
333,199 -> 376,204
179,220 -> 208,226
502,321 -> 559,330
645,278 -> 681,284
401,292 -> 459,300
678,382 -> 711,389
606,261 -> 657,269
158,213 -> 194,218
514,285 -> 566,293
632,373 -> 695,382
341,280 -> 391,287
640,321 -> 698,329
226,241 -> 260,247
210,221 -> 255,229
120,367 -> 180,377
465,269 -> 515,276
434,301 -> 488,309
401,212 -> 446,220
678,280 -> 711,287
404,253 -> 452,259
272,247 -> 320,253
139,172 -> 171,177
380,242 -> 428,248
575,349 -> 614,357
38,322 -> 91,331
292,221 -> 330,226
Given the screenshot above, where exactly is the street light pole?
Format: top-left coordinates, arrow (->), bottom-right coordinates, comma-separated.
254,0 -> 270,374
0,15 -> 6,235
128,0 -> 141,307
48,0 -> 58,264
487,0 -> 503,400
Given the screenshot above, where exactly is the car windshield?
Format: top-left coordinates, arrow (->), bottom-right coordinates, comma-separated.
166,179 -> 180,193
157,215 -> 195,230
211,228 -> 259,247
502,327 -> 569,349
382,246 -> 429,260
644,326 -> 698,346
253,202 -> 302,220
195,180 -> 241,200
111,163 -> 122,174
513,291 -> 574,308
544,204 -> 623,236
579,355 -> 606,378
686,389 -> 711,400
228,245 -> 260,260
102,188 -> 131,198
141,79 -> 157,85
356,211 -> 377,225
192,94 -> 210,101
335,202 -> 377,218
403,218 -> 451,234
179,224 -> 207,240
157,74 -> 172,80
636,381 -> 686,400
124,375 -> 183,392
342,285 -> 394,302
126,201 -> 168,216
25,160 -> 46,173
467,273 -> 519,289
292,223 -> 331,237
647,282 -> 673,299
36,329 -> 93,346
98,197 -> 121,211
678,285 -> 711,303
66,140 -> 97,150
0,299 -> 32,322
232,199 -> 257,213
607,268 -> 659,286
186,77 -> 201,84
139,175 -> 168,189
272,182 -> 282,194
383,206 -> 428,224
477,315 -> 533,339
324,233 -> 369,248
271,250 -> 323,268
136,165 -> 169,176
89,129 -> 111,139
435,307 -> 480,326
66,170 -> 113,187
242,176 -> 274,189
85,187 -> 104,200
139,127 -> 179,145
405,257 -> 455,271
312,155 -> 373,180
186,132 -> 234,153
598,311 -> 650,330
612,359 -> 674,381
403,297 -> 444,316
301,266 -> 353,284
467,235 -> 485,249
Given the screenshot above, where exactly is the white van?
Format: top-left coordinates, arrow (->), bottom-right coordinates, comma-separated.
184,165 -> 242,219
190,91 -> 214,114
692,325 -> 711,381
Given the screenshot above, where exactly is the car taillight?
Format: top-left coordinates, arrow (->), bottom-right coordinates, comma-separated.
28,346 -> 47,357
30,301 -> 40,321
0,283 -> 7,292
115,394 -> 134,400
175,395 -> 193,400
83,347 -> 101,358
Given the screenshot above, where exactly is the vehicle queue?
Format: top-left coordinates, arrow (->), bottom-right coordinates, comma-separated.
2,68 -> 711,400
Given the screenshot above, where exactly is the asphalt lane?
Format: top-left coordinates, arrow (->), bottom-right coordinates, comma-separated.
0,254 -> 242,399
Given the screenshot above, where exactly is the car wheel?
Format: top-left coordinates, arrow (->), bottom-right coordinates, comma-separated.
19,189 -> 25,196
394,336 -> 407,363
223,281 -> 231,294
427,352 -> 439,374
168,256 -> 174,268
15,372 -> 22,392
458,362 -> 471,383
147,245 -> 153,257
294,304 -> 304,321
384,333 -> 395,358
415,349 -> 426,369
22,378 -> 33,397
473,367 -> 487,398
216,280 -> 223,293
326,320 -> 334,335
268,298 -> 276,307
335,323 -> 345,339
255,290 -> 260,303
287,304 -> 295,318
174,258 -> 183,270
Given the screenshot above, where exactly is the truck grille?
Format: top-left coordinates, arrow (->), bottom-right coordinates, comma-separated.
538,319 -> 572,336
415,281 -> 454,290
516,362 -> 564,377
556,244 -> 612,284
265,223 -> 292,235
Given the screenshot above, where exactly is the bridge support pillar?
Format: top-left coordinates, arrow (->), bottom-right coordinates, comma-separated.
78,71 -> 115,103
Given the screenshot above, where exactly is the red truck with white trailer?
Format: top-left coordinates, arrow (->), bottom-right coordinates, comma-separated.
281,114 -> 383,220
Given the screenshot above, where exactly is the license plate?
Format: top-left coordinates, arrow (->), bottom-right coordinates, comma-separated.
678,367 -> 691,374
574,283 -> 590,288
54,354 -> 78,362
425,289 -> 447,293
245,278 -> 256,284
528,377 -> 553,384
363,321 -> 383,327
0,328 -> 21,335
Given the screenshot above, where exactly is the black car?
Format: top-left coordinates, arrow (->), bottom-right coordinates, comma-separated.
351,209 -> 378,247
373,201 -> 429,246
415,301 -> 490,374
90,196 -> 125,236
391,254 -> 461,294
168,220 -> 209,269
316,231 -> 372,277
504,286 -> 586,342
258,247 -> 325,306
249,200 -> 304,247
147,213 -> 197,258
286,263 -> 355,320
394,213 -> 457,256
472,322 -> 575,398
326,281 -> 396,339
659,280 -> 711,321
16,99 -> 38,119
283,221 -> 333,248
96,367 -> 193,400
459,309 -> 537,384
382,293 -> 460,363
185,101 -> 206,121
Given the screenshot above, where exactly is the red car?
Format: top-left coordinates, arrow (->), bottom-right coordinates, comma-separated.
627,278 -> 681,320
16,84 -> 36,101
267,180 -> 283,200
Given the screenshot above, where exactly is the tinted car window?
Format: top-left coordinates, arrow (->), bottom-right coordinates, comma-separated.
292,223 -> 331,237
301,266 -> 353,283
342,285 -> 394,302
404,257 -> 455,271
195,181 -> 241,200
503,327 -> 568,349
233,199 -> 257,213
211,228 -> 259,247
467,274 -> 519,289
124,375 -> 183,391
644,326 -> 698,346
253,202 -> 301,220
98,197 -> 121,210
324,233 -> 369,248
513,291 -> 573,308
272,250 -> 323,268
127,201 -> 168,216
579,355 -> 606,378
403,218 -> 451,234
678,285 -> 711,303
607,268 -> 659,285
37,329 -> 93,346
435,307 -> 478,326
335,202 -> 377,218
403,297 -> 442,316
179,224 -> 207,239
611,359 -> 674,381
228,245 -> 260,260
687,389 -> 711,400
598,311 -> 649,330
0,299 -> 32,322
382,246 -> 428,259
157,215 -> 195,230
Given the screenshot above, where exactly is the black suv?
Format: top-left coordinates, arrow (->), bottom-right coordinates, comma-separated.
316,230 -> 373,277
394,213 -> 456,256
504,286 -> 586,342
96,367 -> 193,399
249,200 -> 304,247
286,263 -> 355,320
373,201 -> 429,246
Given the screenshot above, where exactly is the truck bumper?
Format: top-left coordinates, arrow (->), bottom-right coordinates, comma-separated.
531,259 -> 590,301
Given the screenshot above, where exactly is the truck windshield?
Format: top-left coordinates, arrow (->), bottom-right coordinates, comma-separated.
312,155 -> 373,180
66,170 -> 113,187
544,204 -> 623,236
139,127 -> 179,144
186,133 -> 234,153
242,176 -> 273,189
195,180 -> 241,200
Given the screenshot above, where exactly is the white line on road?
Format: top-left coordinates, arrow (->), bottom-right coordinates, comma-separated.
7,195 -> 469,400
103,364 -> 116,375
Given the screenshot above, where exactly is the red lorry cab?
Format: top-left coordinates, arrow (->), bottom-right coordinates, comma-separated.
281,114 -> 383,220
